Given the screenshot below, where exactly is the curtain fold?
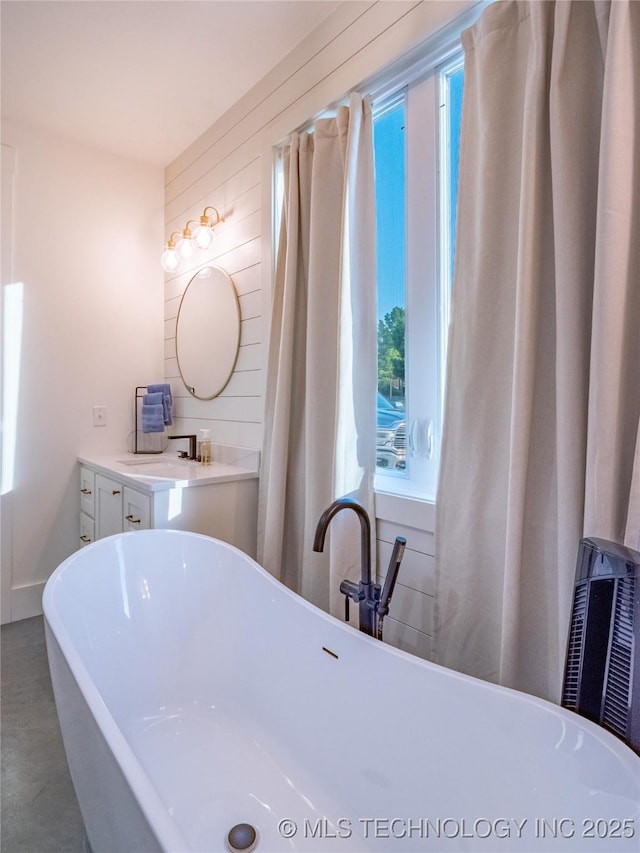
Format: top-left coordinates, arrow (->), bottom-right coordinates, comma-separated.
258,94 -> 377,619
435,0 -> 640,702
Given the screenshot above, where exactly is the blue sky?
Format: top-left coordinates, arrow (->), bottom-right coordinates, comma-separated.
373,66 -> 464,317
373,102 -> 406,322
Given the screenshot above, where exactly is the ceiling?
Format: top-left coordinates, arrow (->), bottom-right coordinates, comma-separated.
0,0 -> 342,167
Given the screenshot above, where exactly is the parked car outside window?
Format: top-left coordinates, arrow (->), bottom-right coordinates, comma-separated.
376,393 -> 405,470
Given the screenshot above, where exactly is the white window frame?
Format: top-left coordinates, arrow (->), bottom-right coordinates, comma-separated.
438,53 -> 465,414
374,49 -> 464,504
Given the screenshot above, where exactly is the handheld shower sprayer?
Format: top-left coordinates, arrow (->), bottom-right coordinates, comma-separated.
376,536 -> 407,640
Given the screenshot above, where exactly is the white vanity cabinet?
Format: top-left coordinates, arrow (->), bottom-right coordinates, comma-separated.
78,452 -> 258,556
79,467 -> 150,546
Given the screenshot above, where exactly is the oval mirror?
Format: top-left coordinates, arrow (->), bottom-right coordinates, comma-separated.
176,266 -> 240,399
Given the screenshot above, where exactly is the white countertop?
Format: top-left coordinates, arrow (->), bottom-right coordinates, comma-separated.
78,449 -> 259,493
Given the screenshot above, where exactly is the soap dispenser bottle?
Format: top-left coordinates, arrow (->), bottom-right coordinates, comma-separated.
200,429 -> 212,466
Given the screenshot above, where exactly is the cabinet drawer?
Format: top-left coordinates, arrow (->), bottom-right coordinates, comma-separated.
80,512 -> 95,547
96,474 -> 123,539
123,487 -> 151,531
80,466 -> 95,517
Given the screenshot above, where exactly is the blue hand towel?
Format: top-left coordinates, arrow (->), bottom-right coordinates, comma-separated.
147,383 -> 173,426
142,393 -> 165,433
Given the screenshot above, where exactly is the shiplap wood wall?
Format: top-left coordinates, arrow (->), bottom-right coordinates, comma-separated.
163,0 -> 477,658
164,158 -> 263,448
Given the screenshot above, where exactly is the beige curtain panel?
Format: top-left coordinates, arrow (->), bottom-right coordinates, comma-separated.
435,0 -> 640,703
258,95 -> 377,620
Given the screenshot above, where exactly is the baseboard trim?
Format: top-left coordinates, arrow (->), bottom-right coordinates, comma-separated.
11,581 -> 45,621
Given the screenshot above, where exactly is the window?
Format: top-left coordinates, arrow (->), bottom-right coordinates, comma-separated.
270,45 -> 465,504
373,52 -> 464,500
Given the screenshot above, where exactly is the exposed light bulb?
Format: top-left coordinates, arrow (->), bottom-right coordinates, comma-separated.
175,235 -> 194,260
160,245 -> 181,273
192,222 -> 213,250
175,222 -> 196,261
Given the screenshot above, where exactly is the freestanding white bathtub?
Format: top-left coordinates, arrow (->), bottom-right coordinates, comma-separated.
44,530 -> 639,853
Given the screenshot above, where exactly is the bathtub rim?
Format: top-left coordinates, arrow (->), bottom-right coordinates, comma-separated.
43,529 -> 640,852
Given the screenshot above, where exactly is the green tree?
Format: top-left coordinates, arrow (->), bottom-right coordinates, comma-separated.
377,306 -> 405,399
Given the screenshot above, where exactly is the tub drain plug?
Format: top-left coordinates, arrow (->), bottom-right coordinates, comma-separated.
227,823 -> 257,853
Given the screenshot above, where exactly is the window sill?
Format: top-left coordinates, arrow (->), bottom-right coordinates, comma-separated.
374,475 -> 436,533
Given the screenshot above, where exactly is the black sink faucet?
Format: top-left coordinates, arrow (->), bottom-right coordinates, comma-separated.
313,497 -> 377,636
168,434 -> 198,460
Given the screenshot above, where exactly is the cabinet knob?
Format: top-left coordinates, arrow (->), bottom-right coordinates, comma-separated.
125,515 -> 141,524
112,490 -> 121,495
81,488 -> 92,495
80,535 -> 91,543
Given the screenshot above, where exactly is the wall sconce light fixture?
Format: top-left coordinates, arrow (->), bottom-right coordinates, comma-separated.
161,206 -> 224,273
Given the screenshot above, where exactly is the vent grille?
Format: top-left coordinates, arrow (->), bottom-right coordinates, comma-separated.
563,582 -> 588,709
602,577 -> 635,738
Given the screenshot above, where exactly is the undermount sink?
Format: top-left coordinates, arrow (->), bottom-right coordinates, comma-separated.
115,457 -> 198,480
117,456 -> 176,466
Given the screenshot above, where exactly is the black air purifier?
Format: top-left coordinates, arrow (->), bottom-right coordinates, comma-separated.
562,537 -> 640,754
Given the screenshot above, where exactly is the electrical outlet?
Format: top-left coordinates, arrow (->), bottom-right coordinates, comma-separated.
93,406 -> 107,427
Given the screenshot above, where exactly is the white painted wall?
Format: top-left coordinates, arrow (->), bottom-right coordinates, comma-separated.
164,0 -> 479,658
1,119 -> 164,622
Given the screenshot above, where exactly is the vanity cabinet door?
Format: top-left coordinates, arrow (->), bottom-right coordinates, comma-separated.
96,474 -> 123,539
123,487 -> 151,531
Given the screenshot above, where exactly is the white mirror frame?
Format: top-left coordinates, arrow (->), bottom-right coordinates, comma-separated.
176,265 -> 240,400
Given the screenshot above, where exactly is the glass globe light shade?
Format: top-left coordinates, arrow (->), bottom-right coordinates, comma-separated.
192,223 -> 214,250
175,235 -> 194,260
160,245 -> 181,273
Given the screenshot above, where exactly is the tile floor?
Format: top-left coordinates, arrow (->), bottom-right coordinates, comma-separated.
1,615 -> 86,852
